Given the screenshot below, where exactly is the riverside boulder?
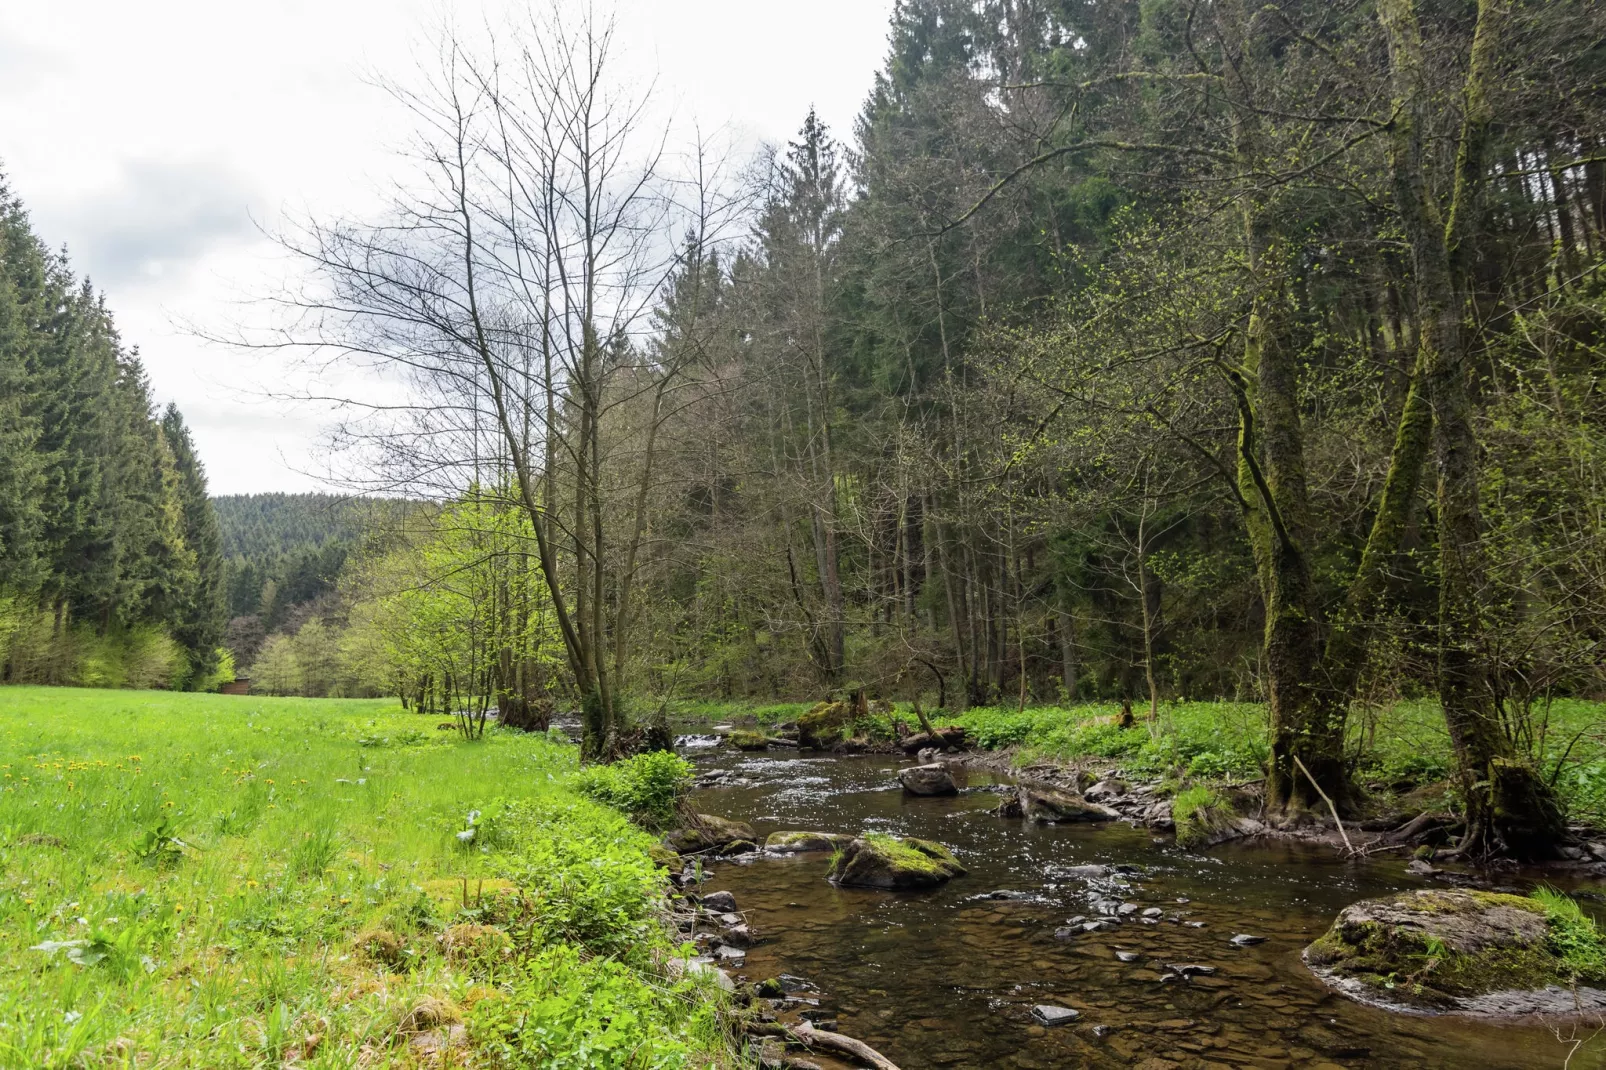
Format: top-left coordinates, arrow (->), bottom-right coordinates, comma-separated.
827,833 -> 966,889
994,786 -> 1118,823
898,763 -> 958,796
663,814 -> 758,854
1304,889 -> 1606,1014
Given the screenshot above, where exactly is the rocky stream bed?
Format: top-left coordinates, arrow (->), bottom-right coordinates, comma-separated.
665,746 -> 1606,1070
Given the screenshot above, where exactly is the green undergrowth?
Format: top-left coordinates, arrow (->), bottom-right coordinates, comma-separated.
0,686 -> 729,1069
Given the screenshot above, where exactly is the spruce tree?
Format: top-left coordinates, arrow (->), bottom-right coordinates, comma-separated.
162,404 -> 226,682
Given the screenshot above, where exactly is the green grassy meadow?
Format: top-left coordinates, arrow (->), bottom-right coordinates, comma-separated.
0,688 -> 726,1069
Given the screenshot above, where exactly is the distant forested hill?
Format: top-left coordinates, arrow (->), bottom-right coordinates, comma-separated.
213,493 -> 416,668
214,493 -> 366,559
0,177 -> 225,689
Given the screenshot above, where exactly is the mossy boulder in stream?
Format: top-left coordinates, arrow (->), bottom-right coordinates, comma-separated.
797,701 -> 853,749
1304,888 -> 1606,1015
898,762 -> 958,795
1172,785 -> 1260,848
726,729 -> 780,751
663,814 -> 758,854
764,831 -> 853,854
827,832 -> 966,889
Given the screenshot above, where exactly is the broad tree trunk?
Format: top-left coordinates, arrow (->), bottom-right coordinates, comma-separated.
1376,0 -> 1566,857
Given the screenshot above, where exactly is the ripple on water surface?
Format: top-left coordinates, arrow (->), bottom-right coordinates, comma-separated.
688,753 -> 1606,1070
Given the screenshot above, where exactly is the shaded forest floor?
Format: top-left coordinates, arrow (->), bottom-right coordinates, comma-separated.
0,688 -> 728,1068
674,697 -> 1606,826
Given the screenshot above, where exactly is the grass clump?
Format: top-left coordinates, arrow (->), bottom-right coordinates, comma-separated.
0,686 -> 730,1068
1533,886 -> 1606,984
1171,785 -> 1232,848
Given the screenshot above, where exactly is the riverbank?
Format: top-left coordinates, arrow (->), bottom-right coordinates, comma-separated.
671,697 -> 1606,839
0,687 -> 732,1067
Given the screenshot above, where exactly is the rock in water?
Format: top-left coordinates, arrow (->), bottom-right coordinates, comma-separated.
827,833 -> 966,890
763,831 -> 854,854
1229,933 -> 1266,947
797,701 -> 854,749
898,762 -> 959,796
1304,889 -> 1606,1014
663,814 -> 758,854
1013,787 -> 1119,823
1031,1005 -> 1080,1026
700,890 -> 738,913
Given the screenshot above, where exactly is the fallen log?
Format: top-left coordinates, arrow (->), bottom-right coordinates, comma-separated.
792,1021 -> 902,1070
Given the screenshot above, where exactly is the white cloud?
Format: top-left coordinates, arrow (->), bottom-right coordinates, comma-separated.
0,0 -> 895,494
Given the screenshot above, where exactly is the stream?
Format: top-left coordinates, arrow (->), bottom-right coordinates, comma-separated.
687,751 -> 1606,1070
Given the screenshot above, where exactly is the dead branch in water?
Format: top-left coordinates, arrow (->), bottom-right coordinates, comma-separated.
1293,754 -> 1356,856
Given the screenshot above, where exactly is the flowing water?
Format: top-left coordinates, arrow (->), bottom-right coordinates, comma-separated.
688,752 -> 1606,1070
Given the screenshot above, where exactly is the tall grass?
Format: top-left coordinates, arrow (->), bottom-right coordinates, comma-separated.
0,687 -> 725,1068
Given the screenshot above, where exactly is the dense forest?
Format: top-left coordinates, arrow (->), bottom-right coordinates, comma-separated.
0,180 -> 226,689
248,0 -> 1605,859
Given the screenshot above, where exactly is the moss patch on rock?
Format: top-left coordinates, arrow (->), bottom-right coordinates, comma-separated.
763,831 -> 853,853
827,832 -> 966,889
797,701 -> 853,749
1305,888 -> 1606,1012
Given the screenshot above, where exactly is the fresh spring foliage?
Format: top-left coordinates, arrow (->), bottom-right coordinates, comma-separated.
573,751 -> 695,830
0,688 -> 728,1068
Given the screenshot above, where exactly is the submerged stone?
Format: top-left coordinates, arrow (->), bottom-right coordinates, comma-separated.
827,833 -> 966,890
1031,1004 -> 1080,1026
1304,889 -> 1606,1014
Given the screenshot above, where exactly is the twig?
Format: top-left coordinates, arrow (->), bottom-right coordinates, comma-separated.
1293,755 -> 1356,856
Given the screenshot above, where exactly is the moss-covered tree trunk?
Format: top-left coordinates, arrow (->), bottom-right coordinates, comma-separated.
1216,0 -> 1347,816
1376,0 -> 1566,858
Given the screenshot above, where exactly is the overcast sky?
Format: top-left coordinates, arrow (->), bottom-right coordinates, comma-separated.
0,1 -> 894,494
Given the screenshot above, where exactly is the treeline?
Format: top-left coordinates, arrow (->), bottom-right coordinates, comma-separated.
0,178 -> 226,689
232,494 -> 561,739
275,1 -> 1604,855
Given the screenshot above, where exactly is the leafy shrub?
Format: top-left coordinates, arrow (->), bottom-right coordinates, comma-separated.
469,943 -> 722,1069
572,751 -> 693,828
502,800 -> 666,962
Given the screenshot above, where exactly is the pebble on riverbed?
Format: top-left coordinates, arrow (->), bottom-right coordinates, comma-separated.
1031,1005 -> 1081,1026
